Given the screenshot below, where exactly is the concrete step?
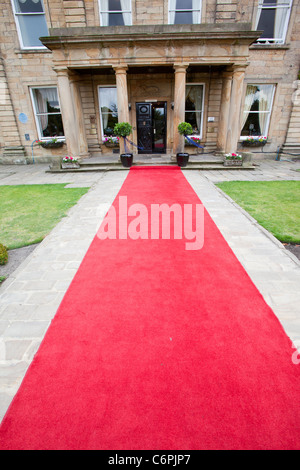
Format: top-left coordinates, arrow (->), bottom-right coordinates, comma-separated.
46,153 -> 255,173
47,163 -> 256,173
80,157 -> 224,167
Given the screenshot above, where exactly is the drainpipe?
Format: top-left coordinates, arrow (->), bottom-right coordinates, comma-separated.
31,140 -> 39,163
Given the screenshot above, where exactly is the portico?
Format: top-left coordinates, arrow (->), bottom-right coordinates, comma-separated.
41,24 -> 259,159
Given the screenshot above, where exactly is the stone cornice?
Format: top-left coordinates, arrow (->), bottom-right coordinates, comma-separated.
41,24 -> 261,49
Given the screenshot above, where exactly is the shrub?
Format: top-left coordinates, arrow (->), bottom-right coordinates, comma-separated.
178,122 -> 193,136
0,243 -> 8,265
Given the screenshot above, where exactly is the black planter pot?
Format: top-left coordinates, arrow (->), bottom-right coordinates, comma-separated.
120,153 -> 133,168
176,152 -> 189,167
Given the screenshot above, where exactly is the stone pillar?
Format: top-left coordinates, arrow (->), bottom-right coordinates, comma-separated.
173,64 -> 188,155
55,68 -> 80,158
217,67 -> 233,152
114,66 -> 130,154
225,64 -> 247,154
69,73 -> 89,159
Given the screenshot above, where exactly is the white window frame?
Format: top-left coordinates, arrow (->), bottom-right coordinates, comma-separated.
11,0 -> 48,50
185,83 -> 205,139
240,84 -> 275,140
255,0 -> 293,45
98,85 -> 119,139
30,86 -> 65,141
98,0 -> 132,27
168,0 -> 202,25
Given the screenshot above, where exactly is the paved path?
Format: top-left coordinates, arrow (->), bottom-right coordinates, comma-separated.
0,158 -> 300,423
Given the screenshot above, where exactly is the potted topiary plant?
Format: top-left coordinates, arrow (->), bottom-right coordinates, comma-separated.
177,122 -> 193,167
113,122 -> 133,168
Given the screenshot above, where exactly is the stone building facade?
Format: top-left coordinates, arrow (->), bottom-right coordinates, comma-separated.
0,0 -> 299,163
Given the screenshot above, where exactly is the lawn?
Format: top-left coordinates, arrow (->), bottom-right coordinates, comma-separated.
0,184 -> 90,249
216,181 -> 300,244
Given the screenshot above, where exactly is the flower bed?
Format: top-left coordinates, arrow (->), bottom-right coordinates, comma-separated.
184,136 -> 202,146
223,153 -> 243,166
242,136 -> 267,147
37,138 -> 64,149
103,135 -> 120,148
61,156 -> 80,169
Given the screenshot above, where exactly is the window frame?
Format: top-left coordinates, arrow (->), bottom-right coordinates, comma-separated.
168,0 -> 202,25
98,85 -> 119,139
30,86 -> 65,141
185,83 -> 205,140
11,0 -> 48,50
98,0 -> 132,27
255,0 -> 293,45
240,83 -> 276,139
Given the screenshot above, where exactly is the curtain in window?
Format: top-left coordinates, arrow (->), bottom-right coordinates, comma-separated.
258,85 -> 274,135
169,0 -> 176,24
99,88 -> 118,133
241,85 -> 258,131
101,0 -> 131,26
241,85 -> 274,136
15,0 -> 44,14
101,0 -> 109,26
35,90 -> 48,130
120,0 -> 131,25
14,0 -> 48,48
256,0 -> 292,43
274,2 -> 289,39
35,88 -> 59,131
192,0 -> 200,24
186,85 -> 203,132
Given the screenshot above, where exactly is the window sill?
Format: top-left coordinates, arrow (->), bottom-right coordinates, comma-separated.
15,48 -> 51,54
250,43 -> 290,50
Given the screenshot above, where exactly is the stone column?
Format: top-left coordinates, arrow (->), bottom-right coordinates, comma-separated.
69,73 -> 89,159
55,68 -> 80,158
225,64 -> 247,154
217,67 -> 233,152
114,65 -> 130,154
173,64 -> 188,155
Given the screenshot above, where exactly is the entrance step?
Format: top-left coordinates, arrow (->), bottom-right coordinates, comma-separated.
46,153 -> 255,173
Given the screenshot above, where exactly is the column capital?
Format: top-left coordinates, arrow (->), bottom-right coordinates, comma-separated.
173,63 -> 189,73
113,65 -> 128,74
232,63 -> 249,74
52,66 -> 70,77
222,65 -> 234,79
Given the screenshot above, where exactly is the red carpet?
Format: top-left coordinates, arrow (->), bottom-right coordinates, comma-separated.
1,167 -> 300,450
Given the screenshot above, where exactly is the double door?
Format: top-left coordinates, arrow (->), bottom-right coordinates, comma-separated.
136,102 -> 167,154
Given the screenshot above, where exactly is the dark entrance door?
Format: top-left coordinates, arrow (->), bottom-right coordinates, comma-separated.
136,102 -> 167,154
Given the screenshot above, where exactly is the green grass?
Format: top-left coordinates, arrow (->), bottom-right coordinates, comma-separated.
216,181 -> 300,244
0,276 -> 6,284
0,184 -> 89,249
